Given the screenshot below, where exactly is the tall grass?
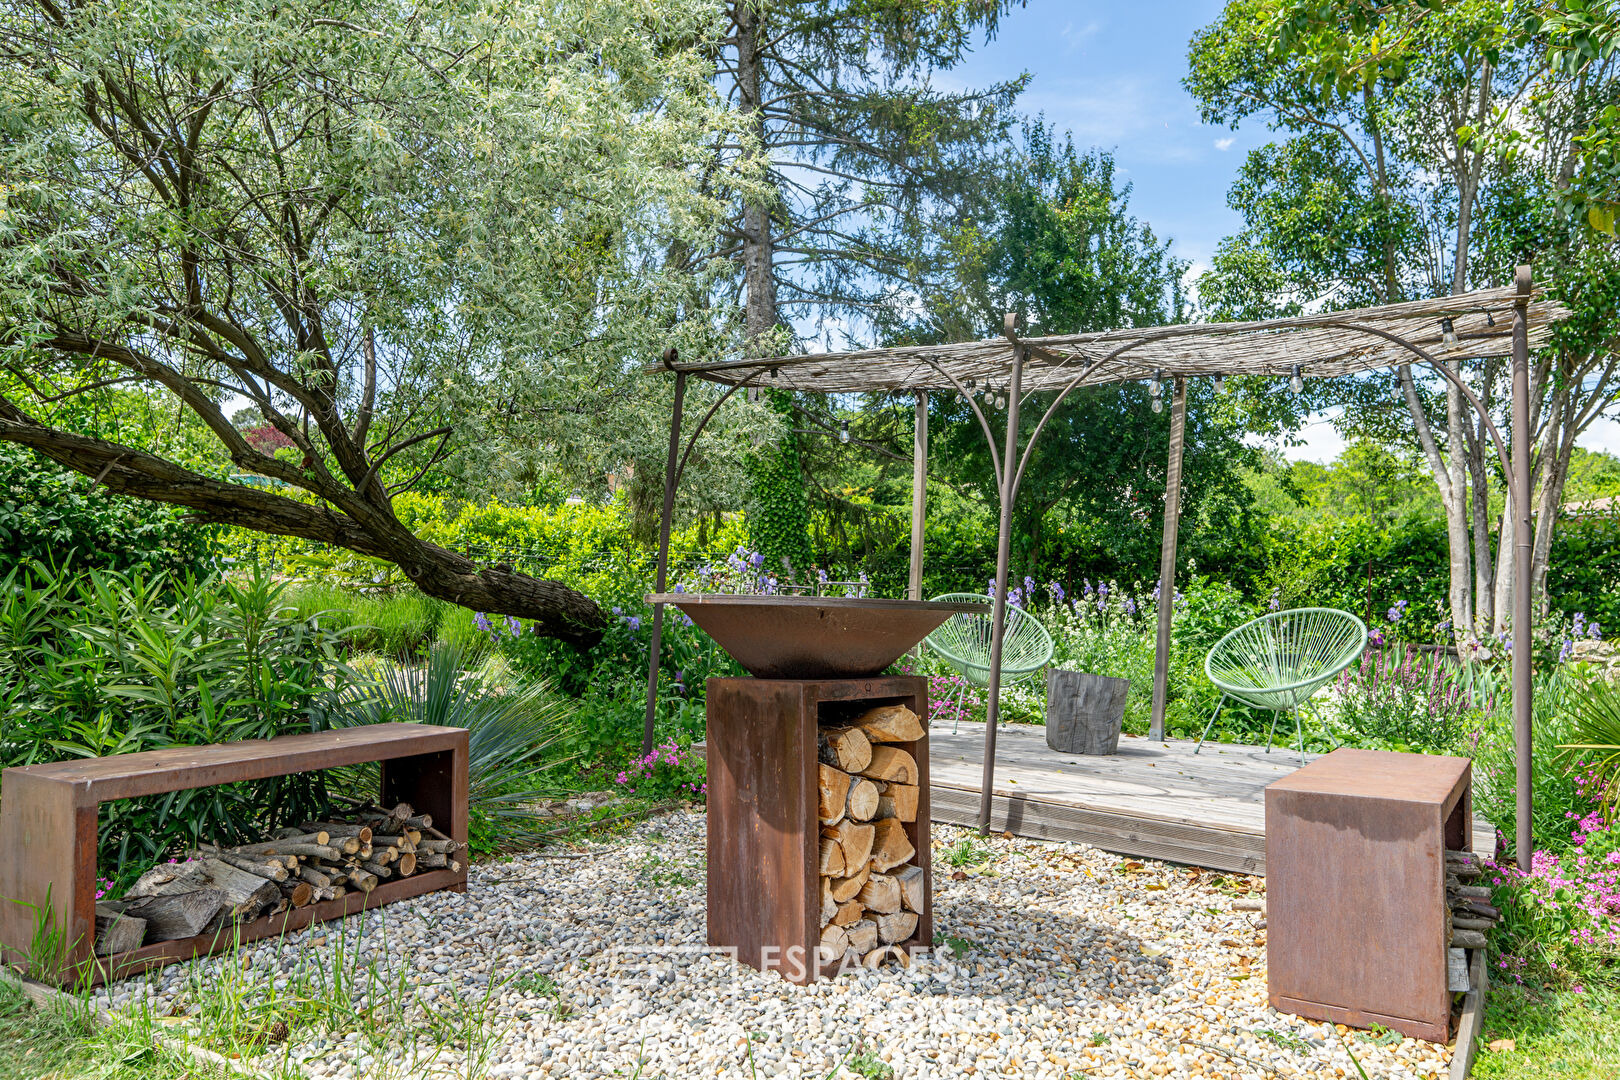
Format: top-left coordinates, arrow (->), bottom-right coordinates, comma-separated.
280,584 -> 491,660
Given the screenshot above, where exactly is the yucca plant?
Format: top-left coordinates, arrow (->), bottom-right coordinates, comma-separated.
1559,671 -> 1620,822
329,644 -> 576,851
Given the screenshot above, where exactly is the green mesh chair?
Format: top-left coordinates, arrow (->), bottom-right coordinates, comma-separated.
1194,607 -> 1367,763
924,592 -> 1055,733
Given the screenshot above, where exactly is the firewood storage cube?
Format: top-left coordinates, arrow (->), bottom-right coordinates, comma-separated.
1265,748 -> 1474,1041
706,675 -> 932,983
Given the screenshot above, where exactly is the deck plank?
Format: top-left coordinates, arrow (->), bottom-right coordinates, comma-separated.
928,722 -> 1496,874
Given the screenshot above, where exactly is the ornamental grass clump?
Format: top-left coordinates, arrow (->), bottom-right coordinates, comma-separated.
1331,645 -> 1479,753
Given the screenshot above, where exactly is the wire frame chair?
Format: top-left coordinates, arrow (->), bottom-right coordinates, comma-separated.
1195,607 -> 1368,763
924,592 -> 1055,733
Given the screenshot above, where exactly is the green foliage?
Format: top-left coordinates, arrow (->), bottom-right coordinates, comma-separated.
0,444 -> 215,578
328,644 -> 574,855
1328,647 -> 1483,754
1471,669 -> 1592,856
228,494 -> 749,610
746,390 -> 816,577
608,741 -> 706,803
0,565 -> 353,880
1558,672 -> 1620,822
1547,509 -> 1620,630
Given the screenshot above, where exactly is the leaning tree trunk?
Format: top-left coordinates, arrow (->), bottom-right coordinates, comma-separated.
0,402 -> 608,646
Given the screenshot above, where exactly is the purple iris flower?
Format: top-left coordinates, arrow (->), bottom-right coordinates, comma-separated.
474,612 -> 491,633
1050,582 -> 1065,604
627,615 -> 642,630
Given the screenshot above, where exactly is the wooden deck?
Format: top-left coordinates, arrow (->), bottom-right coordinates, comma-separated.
928,722 -> 1496,875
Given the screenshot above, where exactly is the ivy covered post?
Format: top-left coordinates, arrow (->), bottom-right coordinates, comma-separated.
747,388 -> 816,583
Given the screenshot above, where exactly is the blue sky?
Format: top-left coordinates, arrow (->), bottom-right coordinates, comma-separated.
947,1 -> 1620,460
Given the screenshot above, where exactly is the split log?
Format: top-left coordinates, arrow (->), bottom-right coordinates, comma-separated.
818,764 -> 853,826
131,859 -> 279,916
818,726 -> 873,774
862,746 -> 918,785
297,865 -> 333,889
305,822 -> 374,843
395,852 -> 417,877
347,868 -> 379,894
862,945 -> 910,969
829,862 -> 872,904
238,842 -> 344,862
857,874 -> 902,915
821,877 -> 838,926
845,777 -> 880,823
820,923 -> 850,958
1451,928 -> 1489,950
204,851 -> 290,882
873,782 -> 919,823
874,911 -> 918,944
280,881 -> 314,908
237,834 -> 331,854
832,900 -> 865,927
94,905 -> 147,956
822,820 -> 875,871
844,919 -> 879,954
819,838 -> 847,877
117,890 -> 224,942
868,819 -> 915,873
893,865 -> 925,913
852,704 -> 925,743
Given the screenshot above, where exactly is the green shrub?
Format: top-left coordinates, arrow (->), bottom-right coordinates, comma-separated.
1328,646 -> 1483,754
0,564 -> 356,880
0,443 -> 216,577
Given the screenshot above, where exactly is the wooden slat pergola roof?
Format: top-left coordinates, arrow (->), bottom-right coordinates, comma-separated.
665,285 -> 1569,392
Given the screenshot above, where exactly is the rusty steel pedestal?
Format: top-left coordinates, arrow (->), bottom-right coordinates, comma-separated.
705,676 -> 932,984
1265,748 -> 1474,1042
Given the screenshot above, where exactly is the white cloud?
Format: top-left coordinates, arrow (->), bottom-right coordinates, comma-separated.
1214,137 -> 1235,151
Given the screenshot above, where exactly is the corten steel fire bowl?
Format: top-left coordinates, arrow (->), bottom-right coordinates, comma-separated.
646,594 -> 988,679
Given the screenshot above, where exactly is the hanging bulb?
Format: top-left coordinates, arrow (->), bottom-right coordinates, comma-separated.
1486,311 -> 1497,327
1213,374 -> 1225,394
1149,370 -> 1163,397
1289,365 -> 1304,394
1151,397 -> 1163,414
838,419 -> 850,444
1440,317 -> 1458,345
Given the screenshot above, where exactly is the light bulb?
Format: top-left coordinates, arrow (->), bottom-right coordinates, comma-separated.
1440,317 -> 1458,345
1213,374 -> 1225,394
1149,370 -> 1162,397
1151,397 -> 1163,414
838,419 -> 850,444
1289,365 -> 1303,394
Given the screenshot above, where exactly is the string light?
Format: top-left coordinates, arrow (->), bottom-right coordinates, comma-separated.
1289,365 -> 1304,394
1440,317 -> 1458,345
1151,397 -> 1163,414
1486,311 -> 1496,327
838,419 -> 850,444
1213,374 -> 1225,394
1149,370 -> 1163,397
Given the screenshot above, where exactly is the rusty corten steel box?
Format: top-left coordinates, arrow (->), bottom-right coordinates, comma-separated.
1265,748 -> 1472,1042
705,675 -> 931,984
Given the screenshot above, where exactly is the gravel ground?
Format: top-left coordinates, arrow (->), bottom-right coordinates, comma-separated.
95,811 -> 1455,1079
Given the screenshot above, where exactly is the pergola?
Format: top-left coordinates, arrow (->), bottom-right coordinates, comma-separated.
643,266 -> 1570,871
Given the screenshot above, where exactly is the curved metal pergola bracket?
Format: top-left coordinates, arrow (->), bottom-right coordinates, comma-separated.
913,355 -> 1004,494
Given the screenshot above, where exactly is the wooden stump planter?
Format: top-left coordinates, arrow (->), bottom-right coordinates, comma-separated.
706,676 -> 931,983
1046,670 -> 1130,755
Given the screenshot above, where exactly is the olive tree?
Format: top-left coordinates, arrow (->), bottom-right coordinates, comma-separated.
0,0 -> 748,643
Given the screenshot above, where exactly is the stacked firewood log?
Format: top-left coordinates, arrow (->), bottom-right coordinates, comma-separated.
816,704 -> 927,970
1444,848 -> 1498,951
93,801 -> 465,956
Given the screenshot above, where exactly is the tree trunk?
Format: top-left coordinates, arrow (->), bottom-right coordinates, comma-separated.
735,2 -> 777,349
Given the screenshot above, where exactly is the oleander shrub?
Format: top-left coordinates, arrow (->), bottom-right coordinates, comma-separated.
0,563 -> 359,878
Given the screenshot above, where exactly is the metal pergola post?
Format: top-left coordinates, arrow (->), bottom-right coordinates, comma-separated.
641,364 -> 687,756
1150,376 -> 1187,742
909,390 -> 928,601
1512,267 -> 1533,873
979,318 -> 1024,833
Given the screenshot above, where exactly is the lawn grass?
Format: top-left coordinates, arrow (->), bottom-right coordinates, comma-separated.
0,979 -> 218,1080
1473,983 -> 1620,1079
